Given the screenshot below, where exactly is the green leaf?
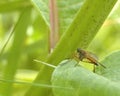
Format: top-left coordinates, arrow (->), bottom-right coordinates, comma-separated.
57,0 -> 84,34
31,0 -> 49,26
31,0 -> 84,33
52,51 -> 120,96
96,51 -> 120,81
25,0 -> 117,96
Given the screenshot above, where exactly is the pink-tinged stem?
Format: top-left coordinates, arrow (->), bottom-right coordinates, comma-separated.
49,0 -> 59,51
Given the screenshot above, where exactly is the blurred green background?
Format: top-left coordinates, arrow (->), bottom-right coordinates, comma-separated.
0,0 -> 120,96
88,4 -> 120,58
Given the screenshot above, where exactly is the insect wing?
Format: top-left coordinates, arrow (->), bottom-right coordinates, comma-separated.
87,52 -> 99,61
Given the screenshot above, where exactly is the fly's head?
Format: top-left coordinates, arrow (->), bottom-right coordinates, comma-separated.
76,48 -> 86,61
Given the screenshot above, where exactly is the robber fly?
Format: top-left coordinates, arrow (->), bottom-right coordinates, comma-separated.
75,48 -> 106,70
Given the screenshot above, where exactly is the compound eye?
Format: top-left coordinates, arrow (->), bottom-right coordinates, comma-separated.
77,48 -> 81,52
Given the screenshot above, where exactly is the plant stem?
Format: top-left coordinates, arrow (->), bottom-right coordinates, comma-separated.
49,0 -> 59,50
24,0 -> 118,96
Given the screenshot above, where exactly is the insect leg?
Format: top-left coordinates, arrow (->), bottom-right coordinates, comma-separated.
98,62 -> 106,68
93,64 -> 96,73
